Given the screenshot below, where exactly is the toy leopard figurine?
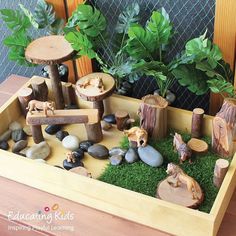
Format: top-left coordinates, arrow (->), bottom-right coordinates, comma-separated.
26,100 -> 55,116
124,126 -> 148,147
79,77 -> 105,93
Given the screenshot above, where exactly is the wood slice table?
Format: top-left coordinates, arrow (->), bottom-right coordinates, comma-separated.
25,35 -> 74,109
75,73 -> 116,119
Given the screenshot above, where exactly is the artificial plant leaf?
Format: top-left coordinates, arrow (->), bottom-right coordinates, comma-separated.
0,9 -> 31,32
34,0 -> 56,28
19,4 -> 39,29
207,79 -> 235,97
67,4 -> 106,37
48,18 -> 65,35
65,31 -> 96,59
172,64 -> 209,95
126,24 -> 156,60
3,32 -> 32,48
146,10 -> 173,48
115,2 -> 140,34
214,60 -> 234,83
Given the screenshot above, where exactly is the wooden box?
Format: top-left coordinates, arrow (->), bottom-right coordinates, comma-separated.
0,78 -> 235,236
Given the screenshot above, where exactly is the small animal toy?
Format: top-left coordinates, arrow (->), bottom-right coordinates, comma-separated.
26,100 -> 55,116
173,133 -> 192,163
66,152 -> 76,163
166,163 -> 202,200
79,77 -> 105,93
124,126 -> 148,147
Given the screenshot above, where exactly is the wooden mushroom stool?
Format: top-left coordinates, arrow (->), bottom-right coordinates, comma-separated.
25,35 -> 74,109
75,73 -> 116,119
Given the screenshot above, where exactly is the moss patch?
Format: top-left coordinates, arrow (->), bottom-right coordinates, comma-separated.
98,133 -> 227,213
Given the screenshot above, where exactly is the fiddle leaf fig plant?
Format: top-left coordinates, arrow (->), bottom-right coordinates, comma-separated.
171,31 -> 235,98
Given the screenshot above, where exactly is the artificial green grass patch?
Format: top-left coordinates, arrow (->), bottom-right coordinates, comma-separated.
98,133 -> 227,213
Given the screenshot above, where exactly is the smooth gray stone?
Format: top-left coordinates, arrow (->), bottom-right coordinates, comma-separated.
9,121 -> 22,131
26,141 -> 50,160
0,130 -> 12,142
19,147 -> 31,156
56,130 -> 69,141
12,140 -> 28,153
79,140 -> 94,152
125,148 -> 139,163
63,159 -> 84,170
88,144 -> 109,160
109,155 -> 123,166
11,129 -> 27,142
138,145 -> 163,167
62,135 -> 80,151
45,124 -> 61,135
101,120 -> 112,131
109,147 -> 127,157
103,114 -> 116,124
0,141 -> 9,150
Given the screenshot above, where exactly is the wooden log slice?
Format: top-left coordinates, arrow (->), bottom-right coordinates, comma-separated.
17,87 -> 34,117
191,108 -> 204,138
115,110 -> 130,131
213,158 -> 229,188
156,177 -> 204,209
187,138 -> 208,154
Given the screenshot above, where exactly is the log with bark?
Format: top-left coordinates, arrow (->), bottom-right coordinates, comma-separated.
191,108 -> 204,138
138,95 -> 168,140
212,98 -> 236,157
213,158 -> 229,188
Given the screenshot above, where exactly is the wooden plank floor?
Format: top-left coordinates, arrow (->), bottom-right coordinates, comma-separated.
0,74 -> 235,236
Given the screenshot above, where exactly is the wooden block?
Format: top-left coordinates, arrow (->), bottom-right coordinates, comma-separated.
17,87 -> 34,117
191,108 -> 204,138
31,76 -> 48,101
26,109 -> 99,125
187,138 -> 208,153
214,159 -> 230,188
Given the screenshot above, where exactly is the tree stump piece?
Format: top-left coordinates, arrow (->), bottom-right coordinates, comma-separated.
17,87 -> 34,117
213,159 -> 229,188
31,125 -> 44,144
187,138 -> 208,154
115,110 -> 134,131
31,76 -> 48,101
191,108 -> 204,138
62,82 -> 77,106
156,177 -> 204,209
139,95 -> 168,140
212,98 -> 236,157
85,122 -> 103,143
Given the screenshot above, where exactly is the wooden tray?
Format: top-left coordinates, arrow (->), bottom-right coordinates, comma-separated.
0,78 -> 235,236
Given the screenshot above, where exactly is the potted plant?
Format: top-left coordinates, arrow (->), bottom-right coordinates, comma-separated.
0,0 -> 68,81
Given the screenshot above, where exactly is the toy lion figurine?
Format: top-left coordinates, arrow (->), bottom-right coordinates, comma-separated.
79,77 -> 105,93
26,100 -> 55,116
166,163 -> 202,200
124,126 -> 148,147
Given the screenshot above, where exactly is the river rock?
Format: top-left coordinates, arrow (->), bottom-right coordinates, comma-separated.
79,140 -> 94,152
0,141 -> 9,150
19,147 -> 30,156
9,121 -> 22,131
12,129 -> 27,142
103,114 -> 116,124
26,141 -> 50,160
88,144 -> 109,159
62,135 -> 79,151
23,125 -> 32,136
69,167 -> 92,177
63,159 -> 84,170
72,149 -> 84,160
101,120 -> 112,131
12,140 -> 28,153
125,148 -> 139,163
0,130 -> 12,142
45,124 -> 61,135
56,130 -> 69,141
109,147 -> 127,157
138,145 -> 163,167
109,155 -> 123,166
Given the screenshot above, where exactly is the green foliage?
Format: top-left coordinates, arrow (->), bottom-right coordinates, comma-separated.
99,133 -> 221,213
172,32 -> 235,98
19,4 -> 39,29
115,2 -> 140,34
0,9 -> 31,32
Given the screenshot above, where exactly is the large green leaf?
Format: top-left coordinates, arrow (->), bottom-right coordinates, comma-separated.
65,31 -> 96,59
126,24 -> 156,60
0,9 -> 31,32
67,4 -> 106,37
34,0 -> 56,29
172,64 -> 209,95
207,79 -> 235,97
19,4 -> 39,29
146,9 -> 173,48
115,2 -> 140,34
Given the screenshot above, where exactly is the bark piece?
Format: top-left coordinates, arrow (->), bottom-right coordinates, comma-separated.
139,95 -> 168,140
31,125 -> 44,144
187,138 -> 208,154
85,122 -> 103,143
31,76 -> 48,101
115,110 -> 134,131
213,159 -> 229,188
62,82 -> 77,106
17,87 -> 34,117
191,108 -> 204,138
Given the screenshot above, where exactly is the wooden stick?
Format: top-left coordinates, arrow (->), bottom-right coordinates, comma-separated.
213,159 -> 229,188
31,76 -> 48,101
31,125 -> 44,144
48,64 -> 65,109
191,108 -> 204,138
85,122 -> 103,143
62,82 -> 77,106
17,87 -> 34,117
93,101 -> 104,120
